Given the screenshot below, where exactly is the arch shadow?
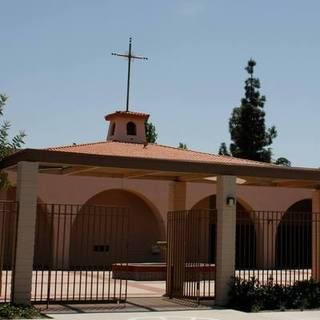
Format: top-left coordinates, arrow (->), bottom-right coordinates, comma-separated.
69,189 -> 165,269
191,195 -> 256,268
275,199 -> 312,269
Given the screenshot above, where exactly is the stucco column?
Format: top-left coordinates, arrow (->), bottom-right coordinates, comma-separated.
170,182 -> 187,211
312,190 -> 320,281
215,175 -> 236,306
13,161 -> 39,305
166,182 -> 187,298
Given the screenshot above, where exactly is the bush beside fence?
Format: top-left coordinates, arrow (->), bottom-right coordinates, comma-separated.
228,277 -> 320,312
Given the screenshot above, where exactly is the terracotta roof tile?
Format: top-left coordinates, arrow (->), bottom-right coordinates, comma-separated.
47,141 -> 275,168
105,111 -> 149,121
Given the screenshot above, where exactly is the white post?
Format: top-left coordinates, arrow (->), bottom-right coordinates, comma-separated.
13,161 -> 38,305
312,190 -> 320,281
215,175 -> 236,306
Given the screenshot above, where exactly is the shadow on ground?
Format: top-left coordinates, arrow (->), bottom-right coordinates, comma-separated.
36,297 -> 216,314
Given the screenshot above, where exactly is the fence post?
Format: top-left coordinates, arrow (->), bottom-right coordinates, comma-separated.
215,175 -> 236,306
312,191 -> 320,281
12,161 -> 39,305
166,182 -> 187,298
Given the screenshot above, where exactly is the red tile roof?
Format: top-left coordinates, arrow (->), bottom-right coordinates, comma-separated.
47,141 -> 275,168
105,111 -> 150,121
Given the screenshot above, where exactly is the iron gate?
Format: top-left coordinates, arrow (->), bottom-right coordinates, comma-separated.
32,203 -> 129,303
236,210 -> 320,286
0,201 -> 18,303
167,209 -> 216,301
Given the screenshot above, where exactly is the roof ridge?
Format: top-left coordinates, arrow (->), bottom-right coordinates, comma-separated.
151,143 -> 271,166
47,140 -> 151,150
46,140 -> 107,150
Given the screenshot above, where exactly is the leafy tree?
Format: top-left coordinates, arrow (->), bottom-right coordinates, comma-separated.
178,142 -> 188,150
218,142 -> 230,156
219,59 -> 285,163
275,157 -> 291,167
0,94 -> 26,189
145,120 -> 157,143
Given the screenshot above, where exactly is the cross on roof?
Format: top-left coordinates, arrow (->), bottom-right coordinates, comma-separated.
112,37 -> 148,112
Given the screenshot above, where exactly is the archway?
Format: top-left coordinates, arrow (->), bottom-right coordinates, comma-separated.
191,195 -> 256,268
69,189 -> 164,268
275,199 -> 312,268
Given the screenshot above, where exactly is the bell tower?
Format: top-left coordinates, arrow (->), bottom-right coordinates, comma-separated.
106,38 -> 149,143
105,111 -> 149,144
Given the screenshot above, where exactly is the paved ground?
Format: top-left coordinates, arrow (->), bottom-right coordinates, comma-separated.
36,297 -> 212,314
1,271 -> 168,302
39,297 -> 320,320
45,308 -> 320,320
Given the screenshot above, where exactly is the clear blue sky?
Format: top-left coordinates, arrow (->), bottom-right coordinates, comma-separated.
1,0 -> 319,167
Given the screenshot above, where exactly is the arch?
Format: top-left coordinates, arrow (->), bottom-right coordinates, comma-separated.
69,189 -> 165,268
121,188 -> 166,238
191,195 -> 256,268
285,199 -> 312,213
127,121 -> 136,135
276,199 -> 312,268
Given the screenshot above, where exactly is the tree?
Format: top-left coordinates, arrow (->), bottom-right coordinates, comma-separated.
178,142 -> 188,150
0,94 -> 26,189
145,120 -> 157,143
275,157 -> 291,167
218,142 -> 230,156
219,59 -> 279,163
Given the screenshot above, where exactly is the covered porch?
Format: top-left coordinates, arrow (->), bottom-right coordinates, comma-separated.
1,147 -> 320,305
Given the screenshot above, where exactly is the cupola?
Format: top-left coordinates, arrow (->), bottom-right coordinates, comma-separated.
105,111 -> 149,144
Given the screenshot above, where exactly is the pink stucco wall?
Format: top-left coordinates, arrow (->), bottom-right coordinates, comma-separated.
7,171 -> 314,226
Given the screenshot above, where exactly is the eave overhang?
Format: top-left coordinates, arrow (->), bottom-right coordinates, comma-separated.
1,148 -> 320,188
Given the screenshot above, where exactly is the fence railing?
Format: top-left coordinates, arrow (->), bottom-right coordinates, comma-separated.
167,207 -> 319,300
0,201 -> 18,303
236,210 -> 320,286
1,199 -> 318,304
167,209 -> 216,300
32,203 -> 129,303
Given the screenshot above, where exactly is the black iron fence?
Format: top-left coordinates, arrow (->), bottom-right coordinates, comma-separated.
1,199 -> 318,304
32,203 -> 129,303
236,210 -> 320,286
167,209 -> 216,301
0,201 -> 18,303
167,207 -> 320,301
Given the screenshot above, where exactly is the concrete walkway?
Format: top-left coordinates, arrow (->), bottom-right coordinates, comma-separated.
46,309 -> 320,320
40,296 -> 320,320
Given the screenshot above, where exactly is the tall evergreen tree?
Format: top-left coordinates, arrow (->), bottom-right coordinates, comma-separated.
145,120 -> 157,143
219,59 -> 277,162
178,142 -> 188,150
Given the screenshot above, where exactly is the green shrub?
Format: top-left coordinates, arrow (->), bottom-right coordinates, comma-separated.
228,277 -> 320,312
0,304 -> 43,319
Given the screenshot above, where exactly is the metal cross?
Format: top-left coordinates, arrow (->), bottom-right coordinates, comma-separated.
112,37 -> 148,112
